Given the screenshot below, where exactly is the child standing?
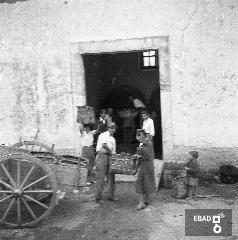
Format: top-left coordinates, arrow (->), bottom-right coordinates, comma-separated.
80,123 -> 98,185
133,129 -> 156,210
185,151 -> 199,200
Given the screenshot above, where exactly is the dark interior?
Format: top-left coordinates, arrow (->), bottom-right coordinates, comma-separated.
82,51 -> 163,159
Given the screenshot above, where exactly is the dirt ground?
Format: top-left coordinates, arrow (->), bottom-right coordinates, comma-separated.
0,181 -> 238,240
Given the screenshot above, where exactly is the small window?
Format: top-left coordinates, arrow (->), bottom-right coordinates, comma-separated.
140,50 -> 158,70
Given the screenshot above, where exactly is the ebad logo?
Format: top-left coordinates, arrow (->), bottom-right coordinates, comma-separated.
185,209 -> 232,236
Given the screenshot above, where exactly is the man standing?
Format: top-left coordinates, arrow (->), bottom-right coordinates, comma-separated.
95,122 -> 117,204
141,109 -> 155,142
94,109 -> 108,146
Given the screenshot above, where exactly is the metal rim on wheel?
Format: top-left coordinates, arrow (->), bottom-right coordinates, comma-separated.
0,153 -> 57,228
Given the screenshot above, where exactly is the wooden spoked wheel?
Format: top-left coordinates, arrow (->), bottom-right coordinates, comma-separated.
11,141 -> 61,164
0,153 -> 57,228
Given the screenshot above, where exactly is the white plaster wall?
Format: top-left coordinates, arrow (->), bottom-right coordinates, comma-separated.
0,0 -> 237,154
171,0 -> 238,148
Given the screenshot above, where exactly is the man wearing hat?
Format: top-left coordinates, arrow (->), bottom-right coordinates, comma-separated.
95,122 -> 117,204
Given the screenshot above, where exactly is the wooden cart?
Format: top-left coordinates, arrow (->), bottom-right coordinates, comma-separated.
0,141 -> 87,228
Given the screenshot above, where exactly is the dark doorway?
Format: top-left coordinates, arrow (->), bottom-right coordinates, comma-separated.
82,51 -> 163,159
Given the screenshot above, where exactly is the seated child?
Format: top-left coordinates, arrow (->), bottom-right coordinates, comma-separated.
133,129 -> 156,210
185,151 -> 199,200
80,123 -> 98,184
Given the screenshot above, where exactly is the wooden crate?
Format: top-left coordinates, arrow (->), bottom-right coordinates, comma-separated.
76,105 -> 95,124
110,153 -> 135,175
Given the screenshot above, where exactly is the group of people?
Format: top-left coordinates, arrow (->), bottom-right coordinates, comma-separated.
79,107 -> 158,209
79,106 -> 199,210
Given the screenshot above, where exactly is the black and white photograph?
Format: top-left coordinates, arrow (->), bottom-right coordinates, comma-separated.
0,0 -> 237,239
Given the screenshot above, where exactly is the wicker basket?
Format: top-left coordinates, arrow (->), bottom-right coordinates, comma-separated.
109,153 -> 135,175
76,105 -> 95,124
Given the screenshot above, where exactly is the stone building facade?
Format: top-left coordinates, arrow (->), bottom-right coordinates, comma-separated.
0,0 -> 238,173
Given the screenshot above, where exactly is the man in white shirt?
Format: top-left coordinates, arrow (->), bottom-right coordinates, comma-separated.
141,109 -> 155,141
95,122 -> 117,204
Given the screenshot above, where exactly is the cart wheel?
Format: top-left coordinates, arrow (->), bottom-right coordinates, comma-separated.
0,153 -> 57,228
11,141 -> 61,164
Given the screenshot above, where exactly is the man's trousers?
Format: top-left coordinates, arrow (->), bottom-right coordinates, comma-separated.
95,152 -> 115,200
